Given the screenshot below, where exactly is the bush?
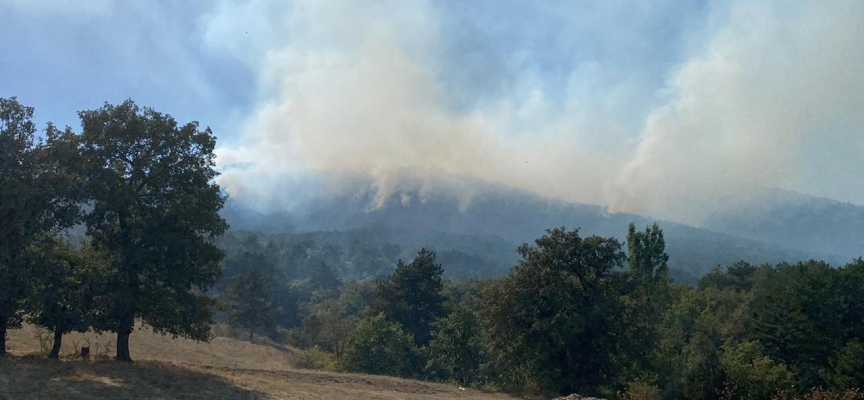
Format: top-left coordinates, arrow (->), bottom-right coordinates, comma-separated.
297,346 -> 339,371
425,306 -> 485,386
341,313 -> 418,377
721,340 -> 795,399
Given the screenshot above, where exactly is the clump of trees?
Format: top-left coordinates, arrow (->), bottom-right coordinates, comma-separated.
0,97 -> 226,361
274,224 -> 864,399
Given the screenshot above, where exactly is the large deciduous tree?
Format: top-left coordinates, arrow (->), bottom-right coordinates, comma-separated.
482,227 -> 628,395
77,100 -> 227,361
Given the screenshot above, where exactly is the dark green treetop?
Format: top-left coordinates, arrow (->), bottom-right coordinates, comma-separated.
371,248 -> 446,347
76,100 -> 227,361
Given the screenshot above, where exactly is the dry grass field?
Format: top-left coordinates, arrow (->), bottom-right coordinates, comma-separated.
1,325 -> 519,400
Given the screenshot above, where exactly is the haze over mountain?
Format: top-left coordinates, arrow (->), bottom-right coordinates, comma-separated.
221,171 -> 857,281
211,0 -> 864,227
3,0 -> 863,274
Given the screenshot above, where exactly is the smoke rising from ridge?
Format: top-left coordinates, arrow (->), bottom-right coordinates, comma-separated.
207,0 -> 864,225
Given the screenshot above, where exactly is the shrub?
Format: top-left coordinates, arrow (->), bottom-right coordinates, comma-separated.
721,340 -> 795,399
425,306 -> 485,386
297,346 -> 339,371
341,313 -> 418,377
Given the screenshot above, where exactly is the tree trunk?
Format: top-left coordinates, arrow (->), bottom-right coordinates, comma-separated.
0,322 -> 6,357
116,326 -> 133,362
49,329 -> 63,359
249,328 -> 254,341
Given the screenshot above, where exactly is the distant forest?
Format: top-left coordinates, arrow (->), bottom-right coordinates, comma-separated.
215,226 -> 864,400
2,98 -> 863,399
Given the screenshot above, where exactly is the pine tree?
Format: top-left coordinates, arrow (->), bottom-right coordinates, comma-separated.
225,265 -> 279,341
371,248 -> 446,347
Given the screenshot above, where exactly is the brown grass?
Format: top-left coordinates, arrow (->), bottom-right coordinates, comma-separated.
3,325 -> 519,399
0,357 -> 265,399
8,324 -> 300,371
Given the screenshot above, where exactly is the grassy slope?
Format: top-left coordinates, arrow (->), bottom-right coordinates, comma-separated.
2,325 -> 516,400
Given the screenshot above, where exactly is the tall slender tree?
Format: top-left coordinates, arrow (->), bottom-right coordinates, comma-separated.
225,265 -> 279,341
625,222 -> 672,374
77,100 -> 227,361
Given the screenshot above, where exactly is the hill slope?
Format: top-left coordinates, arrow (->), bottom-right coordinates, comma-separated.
223,179 -> 851,280
3,326 -> 516,400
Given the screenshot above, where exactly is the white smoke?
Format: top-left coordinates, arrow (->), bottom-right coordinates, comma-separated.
609,1 -> 864,223
205,0 -> 864,224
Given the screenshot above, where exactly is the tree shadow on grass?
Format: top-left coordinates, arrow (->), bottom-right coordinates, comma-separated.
0,355 -> 268,399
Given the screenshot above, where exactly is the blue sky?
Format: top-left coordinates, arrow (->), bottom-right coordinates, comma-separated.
0,0 -> 706,134
2,0 -> 862,224
0,1 -> 252,131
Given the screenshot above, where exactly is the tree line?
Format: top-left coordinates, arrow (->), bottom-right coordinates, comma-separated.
0,97 -> 226,361
225,224 -> 864,399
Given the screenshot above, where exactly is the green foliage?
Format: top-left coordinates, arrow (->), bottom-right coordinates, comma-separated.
297,346 -> 339,371
627,222 -> 670,286
425,306 -> 485,386
720,340 -> 795,399
698,261 -> 773,292
225,265 -> 280,340
76,100 -> 227,361
622,223 -> 673,382
220,250 -> 303,330
747,261 -> 848,388
341,313 -> 418,377
656,285 -> 750,398
442,278 -> 496,312
482,227 -> 628,395
287,279 -> 376,360
370,248 -> 446,347
289,311 -> 357,358
308,261 -> 341,295
24,236 -> 100,358
0,98 -> 80,356
0,97 -> 39,355
828,339 -> 864,391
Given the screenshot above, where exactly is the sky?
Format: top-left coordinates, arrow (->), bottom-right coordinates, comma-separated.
2,0 -> 863,225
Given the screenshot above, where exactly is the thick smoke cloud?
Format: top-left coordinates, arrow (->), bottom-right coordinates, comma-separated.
610,1 -> 864,223
206,0 -> 864,225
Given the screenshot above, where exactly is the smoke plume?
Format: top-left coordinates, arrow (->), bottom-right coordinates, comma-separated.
206,0 -> 864,225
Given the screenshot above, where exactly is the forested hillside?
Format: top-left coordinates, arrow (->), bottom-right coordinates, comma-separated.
703,187 -> 864,259
221,181 -> 848,282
